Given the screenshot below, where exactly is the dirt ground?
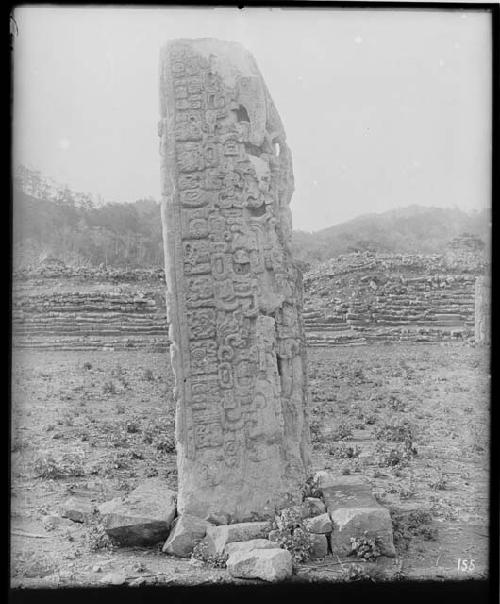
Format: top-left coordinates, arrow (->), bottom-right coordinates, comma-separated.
10,342 -> 490,587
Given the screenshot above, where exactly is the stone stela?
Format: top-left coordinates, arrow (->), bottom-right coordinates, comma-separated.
159,38 -> 311,523
475,275 -> 490,345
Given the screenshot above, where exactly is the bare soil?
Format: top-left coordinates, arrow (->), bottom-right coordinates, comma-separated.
10,342 -> 490,587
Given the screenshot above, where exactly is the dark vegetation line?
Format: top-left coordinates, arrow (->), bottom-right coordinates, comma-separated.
13,165 -> 489,271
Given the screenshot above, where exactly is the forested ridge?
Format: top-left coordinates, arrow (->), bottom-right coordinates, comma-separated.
13,165 -> 489,270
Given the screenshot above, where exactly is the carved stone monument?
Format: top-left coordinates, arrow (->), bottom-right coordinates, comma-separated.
159,39 -> 311,523
475,275 -> 490,345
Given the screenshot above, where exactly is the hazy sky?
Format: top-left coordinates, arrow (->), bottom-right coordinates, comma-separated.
12,6 -> 492,232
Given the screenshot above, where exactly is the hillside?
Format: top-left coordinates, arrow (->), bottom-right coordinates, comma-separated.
292,205 -> 490,267
13,165 -> 490,271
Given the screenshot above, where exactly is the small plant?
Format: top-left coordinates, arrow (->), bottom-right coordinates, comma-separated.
85,512 -> 114,552
309,419 -> 324,443
428,469 -> 447,491
349,533 -> 382,561
154,435 -> 176,453
375,444 -> 409,468
391,509 -> 438,552
374,419 -> 413,445
126,421 -> 140,434
102,381 -> 116,395
302,474 -> 322,499
388,395 -> 407,412
340,563 -> 375,582
271,507 -> 312,563
32,453 -> 85,479
328,444 -> 361,459
331,422 -> 353,441
191,541 -> 228,568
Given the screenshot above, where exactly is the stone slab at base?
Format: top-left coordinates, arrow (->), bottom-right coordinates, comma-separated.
226,548 -> 293,582
315,473 -> 395,558
329,507 -> 396,558
303,512 -> 332,534
162,514 -> 210,557
309,533 -> 328,559
98,479 -> 176,546
315,473 -> 379,511
225,539 -> 277,556
205,521 -> 272,556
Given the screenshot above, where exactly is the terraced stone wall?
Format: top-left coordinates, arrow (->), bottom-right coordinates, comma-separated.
12,250 -> 487,350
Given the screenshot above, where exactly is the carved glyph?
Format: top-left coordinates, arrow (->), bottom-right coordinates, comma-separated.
159,38 -> 311,522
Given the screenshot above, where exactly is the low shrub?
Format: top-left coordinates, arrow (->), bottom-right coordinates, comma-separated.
271,507 -> 312,564
191,541 -> 228,568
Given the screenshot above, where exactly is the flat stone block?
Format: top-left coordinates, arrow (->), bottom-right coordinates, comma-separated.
303,513 -> 332,534
60,497 -> 95,523
225,539 -> 277,556
226,548 -> 293,582
315,473 -> 378,512
309,533 -> 328,559
205,521 -> 272,556
98,479 -> 176,546
329,507 -> 395,558
162,514 -> 210,557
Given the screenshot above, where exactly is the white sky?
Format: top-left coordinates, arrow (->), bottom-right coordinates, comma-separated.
12,6 -> 492,232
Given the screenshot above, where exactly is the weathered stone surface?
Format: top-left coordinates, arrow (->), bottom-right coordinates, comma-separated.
60,497 -> 95,523
205,521 -> 272,556
159,38 -> 311,522
304,497 -> 326,517
225,538 -> 277,556
303,513 -> 332,534
98,479 -> 176,545
162,514 -> 210,557
226,548 -> 292,582
315,473 -> 378,512
100,571 -> 127,586
475,276 -> 490,344
329,507 -> 396,558
309,533 -> 328,559
315,474 -> 395,558
42,514 -> 74,531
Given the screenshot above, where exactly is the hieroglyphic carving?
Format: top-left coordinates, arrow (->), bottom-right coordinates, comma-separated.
160,38 -> 311,522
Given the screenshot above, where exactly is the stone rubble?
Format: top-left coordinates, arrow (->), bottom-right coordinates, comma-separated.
162,514 -> 211,557
204,522 -> 272,556
315,473 -> 396,558
98,479 -> 176,546
60,496 -> 96,523
224,539 -> 278,556
226,548 -> 293,582
303,512 -> 332,534
309,533 -> 328,559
